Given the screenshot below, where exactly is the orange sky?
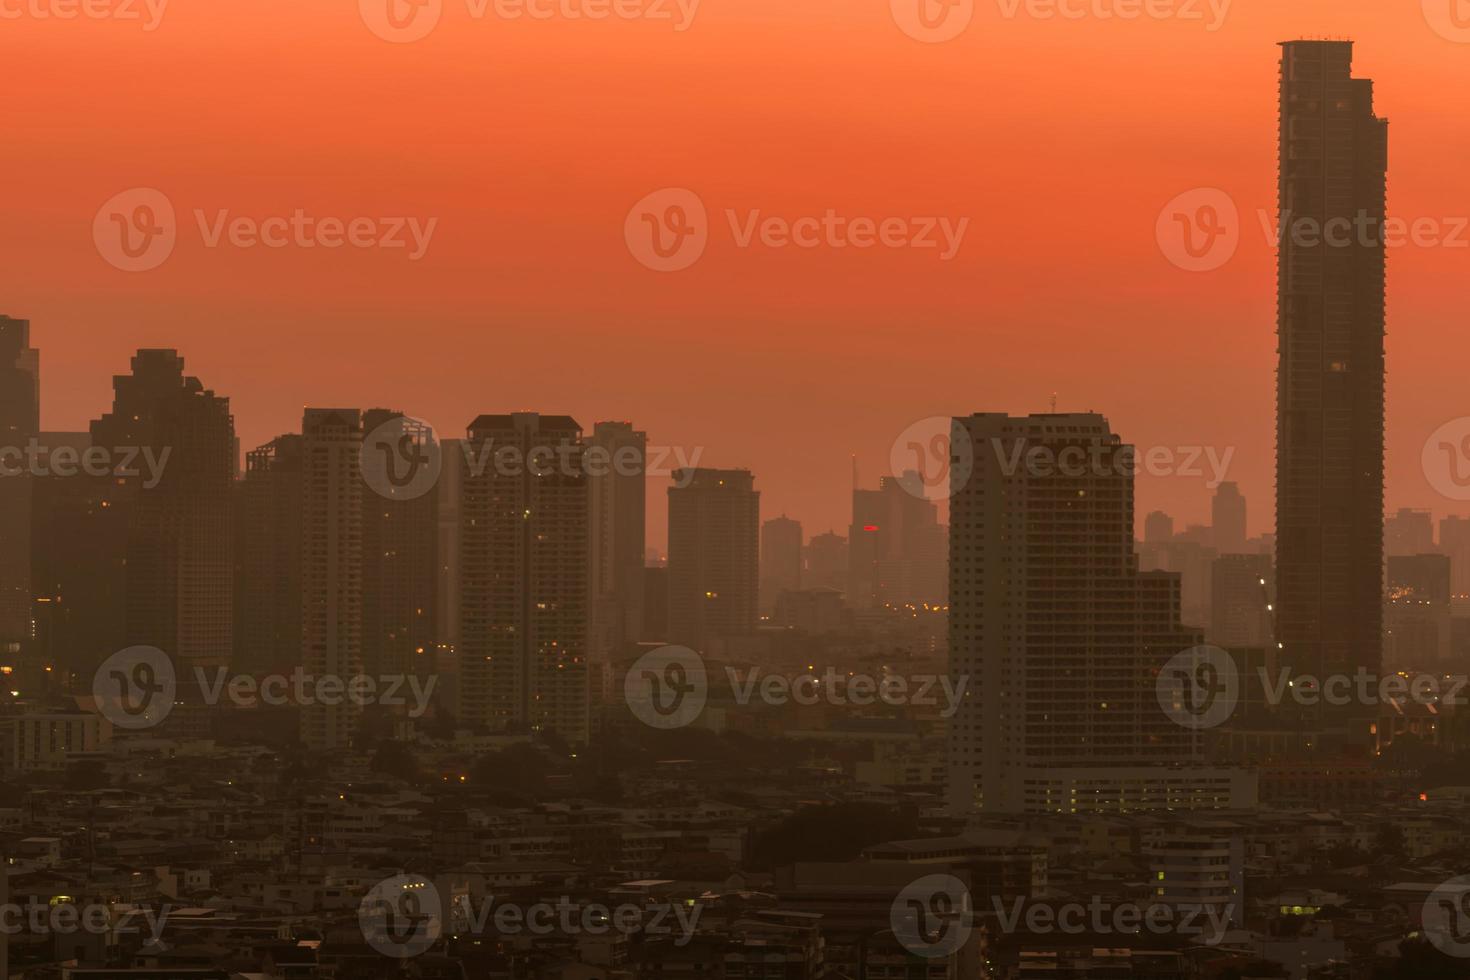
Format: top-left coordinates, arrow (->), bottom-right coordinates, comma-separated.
4,0 -> 1469,548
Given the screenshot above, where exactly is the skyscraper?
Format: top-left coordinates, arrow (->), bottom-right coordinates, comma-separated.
759,515 -> 803,612
235,434 -> 304,676
0,317 -> 38,661
360,409 -> 438,687
1385,507 -> 1435,558
804,531 -> 849,594
1211,482 -> 1247,555
92,350 -> 235,679
1210,553 -> 1274,649
948,413 -> 1249,814
588,421 -> 647,666
667,468 -> 760,653
1275,40 -> 1388,747
299,409 -> 364,751
459,413 -> 589,743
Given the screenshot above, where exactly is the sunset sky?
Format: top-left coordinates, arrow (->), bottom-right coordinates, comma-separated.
5,0 -> 1469,548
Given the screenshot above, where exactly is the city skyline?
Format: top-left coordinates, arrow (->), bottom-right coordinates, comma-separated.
9,3 -> 1470,548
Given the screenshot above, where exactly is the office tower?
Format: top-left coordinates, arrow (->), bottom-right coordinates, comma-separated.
1275,41 -> 1388,746
1385,554 -> 1452,669
299,409 -> 364,751
360,409 -> 438,686
588,422 -> 647,665
949,414 -> 1251,815
848,472 -> 945,609
759,515 -> 803,613
667,468 -> 760,652
1212,483 -> 1248,554
459,413 -> 589,743
1441,516 -> 1470,598
0,317 -> 38,663
234,435 -> 303,675
804,531 -> 849,593
1143,510 -> 1174,544
1210,554 -> 1275,649
92,351 -> 235,681
1385,507 -> 1435,558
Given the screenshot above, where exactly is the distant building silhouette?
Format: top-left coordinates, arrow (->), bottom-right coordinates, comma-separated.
759,515 -> 803,613
1210,553 -> 1274,649
459,413 -> 589,744
848,473 -> 946,610
1385,507 -> 1435,558
1212,482 -> 1247,554
1385,554 -> 1452,669
667,468 -> 759,652
804,531 -> 849,594
1274,40 -> 1388,747
1143,511 -> 1174,544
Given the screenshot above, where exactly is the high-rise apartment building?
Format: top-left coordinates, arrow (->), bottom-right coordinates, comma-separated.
1209,554 -> 1275,650
667,468 -> 759,652
299,409 -> 364,750
459,413 -> 589,744
235,435 -> 304,675
759,515 -> 803,613
360,409 -> 438,686
1385,507 -> 1435,558
588,421 -> 647,666
0,317 -> 38,661
92,351 -> 235,681
948,413 -> 1251,814
804,531 -> 849,594
1274,40 -> 1388,747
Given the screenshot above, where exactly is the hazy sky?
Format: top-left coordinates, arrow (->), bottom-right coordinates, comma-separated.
6,0 -> 1469,548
